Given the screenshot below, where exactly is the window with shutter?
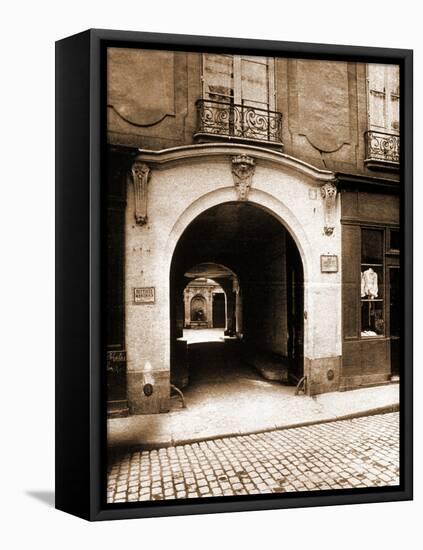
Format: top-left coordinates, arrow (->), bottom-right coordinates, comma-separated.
365,64 -> 400,167
202,54 -> 274,108
368,64 -> 399,133
197,54 -> 281,145
203,54 -> 234,103
238,56 -> 274,110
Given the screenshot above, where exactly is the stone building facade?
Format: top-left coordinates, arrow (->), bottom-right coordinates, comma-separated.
105,48 -> 400,417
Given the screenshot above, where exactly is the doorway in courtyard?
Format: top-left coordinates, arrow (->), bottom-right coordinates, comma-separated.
170,202 -> 304,403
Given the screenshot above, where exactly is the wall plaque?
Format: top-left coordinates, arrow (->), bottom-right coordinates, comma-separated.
134,287 -> 155,304
320,254 -> 338,273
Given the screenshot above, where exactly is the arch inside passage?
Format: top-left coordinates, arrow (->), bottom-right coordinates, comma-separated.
170,201 -> 304,390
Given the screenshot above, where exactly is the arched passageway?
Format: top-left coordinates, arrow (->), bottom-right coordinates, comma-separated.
122,145 -> 342,415
170,201 -> 304,394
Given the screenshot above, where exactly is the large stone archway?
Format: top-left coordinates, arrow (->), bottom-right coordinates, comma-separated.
125,144 -> 341,414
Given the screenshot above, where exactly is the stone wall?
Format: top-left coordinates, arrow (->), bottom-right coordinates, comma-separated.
123,144 -> 342,413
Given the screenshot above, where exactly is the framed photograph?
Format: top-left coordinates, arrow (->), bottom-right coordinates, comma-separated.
55,29 -> 413,521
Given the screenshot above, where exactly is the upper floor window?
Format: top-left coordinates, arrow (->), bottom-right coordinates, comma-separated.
367,64 -> 399,134
365,64 -> 400,167
202,54 -> 275,111
195,54 -> 282,146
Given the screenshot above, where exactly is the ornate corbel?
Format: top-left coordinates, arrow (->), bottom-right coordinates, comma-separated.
131,161 -> 151,225
320,181 -> 338,236
231,155 -> 256,201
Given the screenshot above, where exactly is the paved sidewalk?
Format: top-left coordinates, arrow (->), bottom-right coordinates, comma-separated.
107,412 -> 400,503
108,383 -> 399,450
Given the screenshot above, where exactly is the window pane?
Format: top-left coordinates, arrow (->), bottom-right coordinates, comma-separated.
390,230 -> 400,251
362,229 -> 383,264
367,64 -> 387,130
361,228 -> 385,338
387,65 -> 400,133
361,301 -> 384,336
361,265 -> 383,299
389,268 -> 401,338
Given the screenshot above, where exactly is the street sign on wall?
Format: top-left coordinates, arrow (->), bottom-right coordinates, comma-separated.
133,287 -> 155,304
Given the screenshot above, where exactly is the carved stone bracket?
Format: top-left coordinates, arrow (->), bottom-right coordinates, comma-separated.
131,161 -> 151,225
231,155 -> 256,201
320,181 -> 338,236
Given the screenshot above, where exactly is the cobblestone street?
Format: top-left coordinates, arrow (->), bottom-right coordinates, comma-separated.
107,412 -> 399,503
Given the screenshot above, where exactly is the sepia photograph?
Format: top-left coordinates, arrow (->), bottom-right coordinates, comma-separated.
2,0 -> 419,541
104,45 -> 402,505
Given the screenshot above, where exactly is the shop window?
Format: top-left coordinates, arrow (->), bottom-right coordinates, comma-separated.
389,229 -> 400,252
361,229 -> 384,337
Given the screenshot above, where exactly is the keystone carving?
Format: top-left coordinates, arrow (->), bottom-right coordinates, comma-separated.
231,155 -> 256,201
131,161 -> 151,225
320,181 -> 338,236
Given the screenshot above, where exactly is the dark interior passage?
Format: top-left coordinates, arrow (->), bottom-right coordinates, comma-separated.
170,202 -> 304,391
188,340 -> 249,385
212,293 -> 225,328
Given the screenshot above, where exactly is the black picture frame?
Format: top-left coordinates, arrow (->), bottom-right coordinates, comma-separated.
55,28 -> 413,521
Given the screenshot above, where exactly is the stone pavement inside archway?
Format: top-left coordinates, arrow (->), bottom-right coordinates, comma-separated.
108,330 -> 399,450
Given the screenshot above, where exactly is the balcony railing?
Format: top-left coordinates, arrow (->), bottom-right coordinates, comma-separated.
195,99 -> 283,146
365,130 -> 400,166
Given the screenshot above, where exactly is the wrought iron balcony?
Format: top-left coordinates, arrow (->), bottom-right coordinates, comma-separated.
365,130 -> 400,168
195,99 -> 283,146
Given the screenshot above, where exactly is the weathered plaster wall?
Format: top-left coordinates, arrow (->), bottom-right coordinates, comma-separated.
107,48 -> 201,150
107,49 -> 397,181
